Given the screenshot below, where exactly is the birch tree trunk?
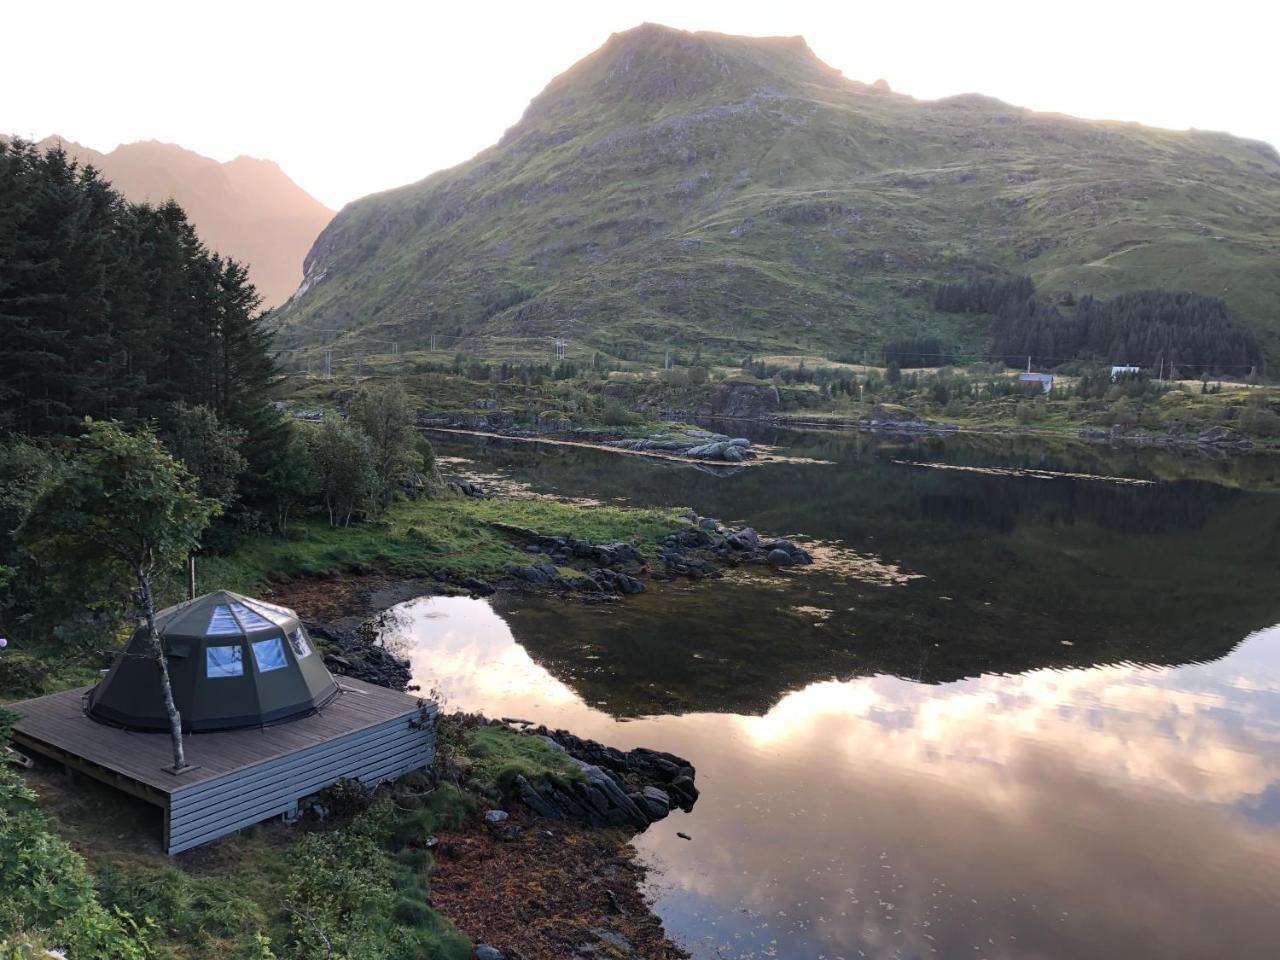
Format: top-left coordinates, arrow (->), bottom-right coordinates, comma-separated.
137,566 -> 186,770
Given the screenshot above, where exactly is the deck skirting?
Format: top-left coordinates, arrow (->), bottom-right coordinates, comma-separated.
7,677 -> 436,854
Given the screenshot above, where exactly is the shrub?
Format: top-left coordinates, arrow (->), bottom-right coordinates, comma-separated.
0,726 -> 153,958
1239,405 -> 1280,437
600,400 -> 637,427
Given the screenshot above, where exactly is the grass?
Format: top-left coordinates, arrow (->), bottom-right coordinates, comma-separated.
12,729 -> 476,960
196,496 -> 687,602
460,725 -> 586,796
272,25 -> 1280,369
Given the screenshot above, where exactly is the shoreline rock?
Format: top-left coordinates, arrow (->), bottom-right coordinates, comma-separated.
494,719 -> 699,830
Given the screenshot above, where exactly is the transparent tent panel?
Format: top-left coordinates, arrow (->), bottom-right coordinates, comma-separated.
238,596 -> 295,626
229,601 -> 276,632
206,644 -> 244,677
206,605 -> 241,636
252,636 -> 288,672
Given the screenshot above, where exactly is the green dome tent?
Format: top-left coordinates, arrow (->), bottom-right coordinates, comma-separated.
87,591 -> 340,733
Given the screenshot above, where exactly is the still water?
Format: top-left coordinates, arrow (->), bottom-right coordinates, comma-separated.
389,428 -> 1280,959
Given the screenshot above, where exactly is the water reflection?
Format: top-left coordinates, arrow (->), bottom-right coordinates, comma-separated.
387,595 -> 1280,960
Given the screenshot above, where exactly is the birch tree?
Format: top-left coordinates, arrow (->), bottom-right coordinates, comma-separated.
19,419 -> 219,770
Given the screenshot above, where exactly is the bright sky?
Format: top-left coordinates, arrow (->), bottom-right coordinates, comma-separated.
6,0 -> 1277,209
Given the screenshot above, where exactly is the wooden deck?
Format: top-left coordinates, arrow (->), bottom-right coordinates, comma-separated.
8,677 -> 436,853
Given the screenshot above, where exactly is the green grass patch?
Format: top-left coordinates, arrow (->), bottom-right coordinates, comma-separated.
87,779 -> 474,960
462,725 -> 585,796
195,496 -> 686,601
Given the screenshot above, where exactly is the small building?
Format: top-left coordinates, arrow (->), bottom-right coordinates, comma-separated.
1017,371 -> 1055,394
8,590 -> 435,854
1111,365 -> 1141,379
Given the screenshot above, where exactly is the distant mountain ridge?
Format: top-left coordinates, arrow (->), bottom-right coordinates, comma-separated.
274,23 -> 1280,362
6,135 -> 333,307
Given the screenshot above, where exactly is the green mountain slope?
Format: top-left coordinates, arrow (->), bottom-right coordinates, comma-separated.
276,23 -> 1280,363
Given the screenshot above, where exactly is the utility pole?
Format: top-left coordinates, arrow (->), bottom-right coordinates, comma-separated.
324,350 -> 332,379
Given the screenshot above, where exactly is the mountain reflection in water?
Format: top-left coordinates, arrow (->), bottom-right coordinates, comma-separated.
383,595 -> 1280,960
395,430 -> 1280,958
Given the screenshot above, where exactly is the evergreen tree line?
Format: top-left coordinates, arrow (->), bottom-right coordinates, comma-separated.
1,140 -> 281,439
934,275 -> 1263,374
881,336 -> 955,368
0,139 -> 293,518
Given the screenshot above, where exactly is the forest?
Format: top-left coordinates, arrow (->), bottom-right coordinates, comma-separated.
0,141 -> 443,654
933,276 -> 1265,375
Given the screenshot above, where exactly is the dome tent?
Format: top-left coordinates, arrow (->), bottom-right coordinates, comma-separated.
87,591 -> 339,733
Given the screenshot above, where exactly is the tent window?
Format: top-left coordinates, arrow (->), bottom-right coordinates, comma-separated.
288,627 -> 313,660
252,636 -> 288,673
207,645 -> 244,678
207,605 -> 241,636
230,601 -> 275,632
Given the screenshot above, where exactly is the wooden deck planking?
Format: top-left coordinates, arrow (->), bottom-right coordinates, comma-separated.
8,676 -> 436,854
7,677 -> 428,795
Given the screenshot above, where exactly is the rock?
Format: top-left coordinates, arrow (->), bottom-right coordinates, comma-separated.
459,576 -> 495,596
450,478 -> 489,499
312,623 -> 413,690
697,517 -> 718,531
639,786 -> 671,820
475,945 -> 504,960
1198,426 -> 1253,449
698,381 -> 781,418
767,548 -> 793,567
483,809 -> 509,824
667,775 -> 699,808
507,559 -> 562,584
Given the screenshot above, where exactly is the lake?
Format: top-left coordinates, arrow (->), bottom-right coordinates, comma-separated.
387,427 -> 1280,959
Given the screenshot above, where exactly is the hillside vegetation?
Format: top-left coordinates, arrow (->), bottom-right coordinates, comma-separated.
275,23 -> 1280,366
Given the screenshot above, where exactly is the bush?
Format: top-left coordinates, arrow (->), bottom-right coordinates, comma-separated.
0,730 -> 153,958
1239,405 -> 1280,437
279,795 -> 470,960
600,400 -> 637,427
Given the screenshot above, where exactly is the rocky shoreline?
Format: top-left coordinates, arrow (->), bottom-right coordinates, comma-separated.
491,510 -> 813,597
265,579 -> 703,959
759,405 -> 1267,452
497,720 -> 699,830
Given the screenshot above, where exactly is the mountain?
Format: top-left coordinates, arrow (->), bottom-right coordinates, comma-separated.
10,136 -> 333,307
275,23 -> 1280,363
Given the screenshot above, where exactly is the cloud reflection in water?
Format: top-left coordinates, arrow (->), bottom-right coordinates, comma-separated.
386,596 -> 1280,960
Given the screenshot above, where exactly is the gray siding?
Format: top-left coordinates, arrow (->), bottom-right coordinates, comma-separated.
166,705 -> 436,854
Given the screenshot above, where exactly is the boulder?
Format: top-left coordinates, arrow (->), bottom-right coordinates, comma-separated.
483,809 -> 509,824
767,548 -> 793,567
475,946 -> 504,960
699,381 -> 781,418
507,559 -> 562,585
640,786 -> 671,820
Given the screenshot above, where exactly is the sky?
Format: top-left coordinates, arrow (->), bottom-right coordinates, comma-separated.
5,0 -> 1278,210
